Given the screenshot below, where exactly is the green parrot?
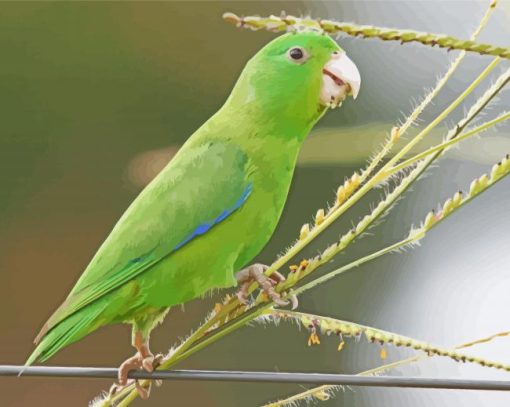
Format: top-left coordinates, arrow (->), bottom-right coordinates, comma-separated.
26,31 -> 360,396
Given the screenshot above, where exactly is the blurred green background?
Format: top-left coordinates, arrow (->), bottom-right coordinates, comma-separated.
1,1 -> 510,406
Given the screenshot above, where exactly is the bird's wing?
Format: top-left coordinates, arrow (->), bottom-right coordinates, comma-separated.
36,141 -> 252,342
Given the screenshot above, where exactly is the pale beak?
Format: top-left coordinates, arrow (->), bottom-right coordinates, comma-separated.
320,51 -> 361,108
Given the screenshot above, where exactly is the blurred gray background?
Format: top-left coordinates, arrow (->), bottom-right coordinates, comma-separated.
1,1 -> 510,406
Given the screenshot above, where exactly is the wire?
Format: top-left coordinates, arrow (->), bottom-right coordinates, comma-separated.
1,365 -> 510,391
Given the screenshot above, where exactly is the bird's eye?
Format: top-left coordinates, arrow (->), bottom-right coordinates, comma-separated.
287,47 -> 307,63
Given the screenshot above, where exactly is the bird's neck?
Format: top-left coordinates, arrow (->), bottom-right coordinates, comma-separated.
221,97 -> 326,143
223,91 -> 327,144
188,98 -> 327,183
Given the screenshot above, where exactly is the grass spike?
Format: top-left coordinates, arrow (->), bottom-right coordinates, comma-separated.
265,310 -> 510,372
223,9 -> 510,59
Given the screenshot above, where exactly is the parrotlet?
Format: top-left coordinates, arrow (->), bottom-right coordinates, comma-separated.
27,31 -> 360,396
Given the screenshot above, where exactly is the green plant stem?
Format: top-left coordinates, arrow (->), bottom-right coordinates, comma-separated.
385,111 -> 510,177
293,155 -> 510,297
308,0 -> 495,219
266,310 -> 510,371
379,58 -> 500,172
223,4 -> 510,60
361,331 -> 510,381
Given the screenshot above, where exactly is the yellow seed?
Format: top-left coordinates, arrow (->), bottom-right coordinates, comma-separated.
214,303 -> 222,314
351,172 -> 362,186
412,342 -> 423,350
469,178 -> 480,195
478,174 -> 489,189
312,390 -> 330,401
442,198 -> 454,216
365,330 -> 375,342
299,259 -> 309,269
222,12 -> 241,26
380,347 -> 388,360
452,191 -> 463,206
315,209 -> 325,225
319,320 -> 328,331
337,341 -> 345,351
390,126 -> 401,143
300,223 -> 310,240
491,163 -> 501,179
344,179 -> 354,194
321,244 -> 335,260
423,211 -> 436,229
336,185 -> 346,203
340,232 -> 352,246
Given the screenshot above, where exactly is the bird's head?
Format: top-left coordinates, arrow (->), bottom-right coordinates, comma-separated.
226,31 -> 361,130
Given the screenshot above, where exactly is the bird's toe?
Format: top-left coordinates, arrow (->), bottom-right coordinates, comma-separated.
135,380 -> 151,400
118,353 -> 143,385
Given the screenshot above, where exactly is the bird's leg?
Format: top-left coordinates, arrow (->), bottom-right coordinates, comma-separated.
235,263 -> 290,307
110,331 -> 163,400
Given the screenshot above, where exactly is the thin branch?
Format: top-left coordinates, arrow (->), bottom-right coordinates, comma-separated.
223,4 -> 510,60
385,111 -> 510,177
263,310 -> 510,371
292,153 -> 510,296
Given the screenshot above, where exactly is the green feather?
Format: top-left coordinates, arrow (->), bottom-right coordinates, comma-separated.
34,141 -> 250,344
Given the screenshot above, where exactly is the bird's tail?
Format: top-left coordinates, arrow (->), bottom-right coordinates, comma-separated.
25,304 -> 105,367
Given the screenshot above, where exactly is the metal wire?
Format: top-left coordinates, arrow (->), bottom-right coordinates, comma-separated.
1,365 -> 510,391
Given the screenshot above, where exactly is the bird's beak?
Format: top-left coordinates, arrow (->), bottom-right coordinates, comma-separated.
320,51 -> 361,108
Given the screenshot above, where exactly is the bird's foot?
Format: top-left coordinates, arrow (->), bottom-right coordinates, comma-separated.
109,379 -> 158,401
109,352 -> 164,400
235,263 -> 297,308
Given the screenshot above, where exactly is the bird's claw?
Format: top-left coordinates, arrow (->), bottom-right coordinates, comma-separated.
288,290 -> 299,310
108,379 -> 152,400
135,380 -> 151,400
235,264 -> 298,308
112,350 -> 164,400
140,352 -> 165,372
118,352 -> 154,385
267,271 -> 299,309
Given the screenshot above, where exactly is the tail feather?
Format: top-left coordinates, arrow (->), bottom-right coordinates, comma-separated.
26,304 -> 105,366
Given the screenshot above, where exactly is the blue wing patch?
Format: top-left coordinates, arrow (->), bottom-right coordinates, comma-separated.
172,182 -> 253,251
